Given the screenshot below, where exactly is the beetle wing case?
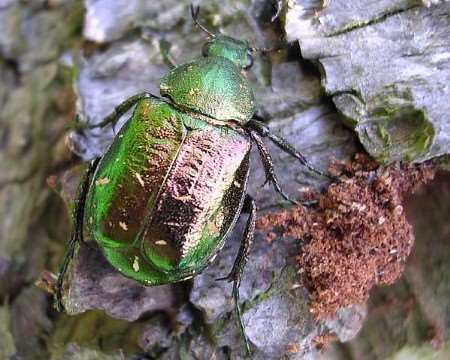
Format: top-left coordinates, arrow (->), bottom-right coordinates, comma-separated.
85,97 -> 251,284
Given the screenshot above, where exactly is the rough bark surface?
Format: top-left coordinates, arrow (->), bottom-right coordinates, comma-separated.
285,0 -> 450,164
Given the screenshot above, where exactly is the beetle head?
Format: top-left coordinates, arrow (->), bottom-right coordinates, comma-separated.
202,36 -> 253,70
191,4 -> 254,70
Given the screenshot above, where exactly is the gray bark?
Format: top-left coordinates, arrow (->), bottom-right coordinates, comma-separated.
286,0 -> 450,164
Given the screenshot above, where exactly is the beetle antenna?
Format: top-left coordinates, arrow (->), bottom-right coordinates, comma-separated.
190,4 -> 215,38
250,45 -> 283,54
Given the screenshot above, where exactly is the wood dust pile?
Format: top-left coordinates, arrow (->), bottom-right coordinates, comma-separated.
257,155 -> 435,318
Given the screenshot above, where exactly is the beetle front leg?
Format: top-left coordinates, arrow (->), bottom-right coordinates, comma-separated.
159,39 -> 177,69
248,116 -> 338,181
89,92 -> 160,129
55,158 -> 100,312
218,194 -> 256,356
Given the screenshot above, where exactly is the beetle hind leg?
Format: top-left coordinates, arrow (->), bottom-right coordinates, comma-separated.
55,158 -> 100,312
218,194 -> 256,356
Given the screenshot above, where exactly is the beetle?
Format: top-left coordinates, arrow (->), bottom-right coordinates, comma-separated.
55,5 -> 333,356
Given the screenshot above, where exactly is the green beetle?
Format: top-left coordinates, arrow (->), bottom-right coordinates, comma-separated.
56,5 -> 332,356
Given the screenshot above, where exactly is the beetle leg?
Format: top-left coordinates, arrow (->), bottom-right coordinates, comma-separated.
232,280 -> 251,357
88,92 -> 159,129
271,0 -> 283,22
222,195 -> 256,286
248,130 -> 303,206
55,158 -> 100,312
217,194 -> 256,356
248,116 -> 339,181
159,39 -> 177,69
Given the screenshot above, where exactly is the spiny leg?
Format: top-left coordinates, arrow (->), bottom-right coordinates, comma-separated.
271,0 -> 283,22
159,39 -> 177,69
68,92 -> 161,131
55,158 -> 100,312
248,116 -> 338,181
89,92 -> 159,129
247,130 -> 301,206
218,195 -> 256,356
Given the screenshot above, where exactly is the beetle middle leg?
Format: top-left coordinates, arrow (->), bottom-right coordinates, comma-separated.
55,158 -> 100,312
247,129 -> 309,206
248,115 -> 338,181
218,194 -> 256,356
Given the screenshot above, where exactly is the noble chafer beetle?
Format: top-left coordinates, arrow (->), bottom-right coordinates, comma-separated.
55,5 -> 334,357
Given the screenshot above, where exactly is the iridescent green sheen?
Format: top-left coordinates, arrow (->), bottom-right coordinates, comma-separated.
160,46 -> 255,124
85,97 -> 251,285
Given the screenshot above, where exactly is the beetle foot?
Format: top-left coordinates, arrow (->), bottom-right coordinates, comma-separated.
64,114 -> 89,132
259,177 -> 271,188
216,269 -> 242,288
54,290 -> 65,312
215,273 -> 234,283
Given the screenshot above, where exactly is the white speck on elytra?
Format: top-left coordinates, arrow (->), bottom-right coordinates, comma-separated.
119,221 -> 128,231
135,173 -> 145,187
95,177 -> 110,186
132,256 -> 140,272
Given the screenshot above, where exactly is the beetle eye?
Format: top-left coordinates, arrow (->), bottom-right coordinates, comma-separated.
243,53 -> 253,70
244,53 -> 253,69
